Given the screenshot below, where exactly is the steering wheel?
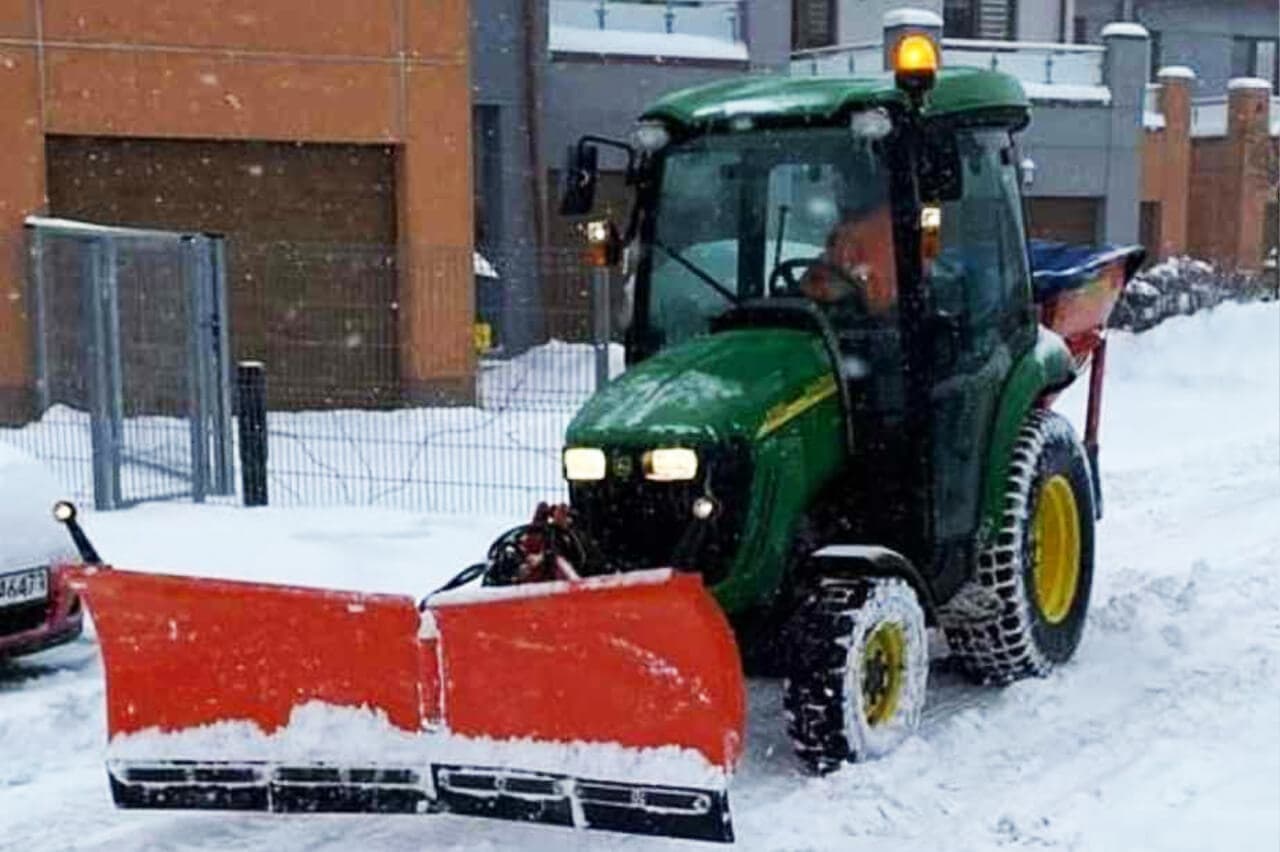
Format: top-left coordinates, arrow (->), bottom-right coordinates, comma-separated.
768,258 -> 869,312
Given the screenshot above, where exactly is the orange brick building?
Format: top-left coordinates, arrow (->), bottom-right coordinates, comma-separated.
0,1 -> 473,422
1142,69 -> 1278,270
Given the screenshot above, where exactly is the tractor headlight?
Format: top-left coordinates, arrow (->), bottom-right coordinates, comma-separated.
563,447 -> 607,482
643,448 -> 699,482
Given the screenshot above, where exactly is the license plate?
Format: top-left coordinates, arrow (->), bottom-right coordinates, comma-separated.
0,568 -> 49,608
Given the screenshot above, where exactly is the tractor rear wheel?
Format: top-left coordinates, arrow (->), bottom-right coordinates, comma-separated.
941,409 -> 1096,685
784,576 -> 928,774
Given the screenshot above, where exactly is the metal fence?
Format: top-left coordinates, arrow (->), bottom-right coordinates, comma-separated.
10,218 -> 234,509
2,234 -> 617,518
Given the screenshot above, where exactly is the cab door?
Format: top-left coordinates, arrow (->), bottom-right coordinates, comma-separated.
926,126 -> 1034,594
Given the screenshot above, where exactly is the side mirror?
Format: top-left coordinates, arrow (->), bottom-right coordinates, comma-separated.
559,143 -> 599,217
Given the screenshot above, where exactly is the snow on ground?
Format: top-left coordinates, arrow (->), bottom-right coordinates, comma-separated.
1,303 -> 1278,851
2,341 -> 625,516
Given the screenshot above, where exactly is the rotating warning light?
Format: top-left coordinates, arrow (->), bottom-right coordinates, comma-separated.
894,34 -> 939,99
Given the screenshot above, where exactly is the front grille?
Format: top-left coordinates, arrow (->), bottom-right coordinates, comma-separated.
570,443 -> 753,586
0,600 -> 50,637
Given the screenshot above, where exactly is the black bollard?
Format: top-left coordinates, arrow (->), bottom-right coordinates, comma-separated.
236,361 -> 268,507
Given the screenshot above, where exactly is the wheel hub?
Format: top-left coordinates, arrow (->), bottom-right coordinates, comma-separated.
1032,474 -> 1081,624
860,622 -> 906,726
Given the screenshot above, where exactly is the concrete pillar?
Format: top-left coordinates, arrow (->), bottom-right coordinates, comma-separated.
1154,66 -> 1194,258
745,0 -> 792,72
1224,78 -> 1273,271
1101,22 -> 1149,247
0,43 -> 46,424
882,8 -> 943,72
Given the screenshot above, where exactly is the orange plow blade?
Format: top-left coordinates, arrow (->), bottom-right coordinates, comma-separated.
71,567 -> 745,842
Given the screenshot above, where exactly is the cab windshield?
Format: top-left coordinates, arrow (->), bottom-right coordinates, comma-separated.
643,126 -> 894,347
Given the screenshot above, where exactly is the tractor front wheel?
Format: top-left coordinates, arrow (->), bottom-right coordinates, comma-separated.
942,409 -> 1096,684
784,576 -> 928,774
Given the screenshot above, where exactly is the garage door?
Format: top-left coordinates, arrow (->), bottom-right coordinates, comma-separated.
1025,197 -> 1101,246
46,136 -> 399,410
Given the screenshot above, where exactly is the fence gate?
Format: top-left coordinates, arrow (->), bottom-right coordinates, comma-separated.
25,217 -> 234,510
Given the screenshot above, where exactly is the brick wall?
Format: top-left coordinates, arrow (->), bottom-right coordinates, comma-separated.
1143,72 -> 1274,271
1188,82 -> 1273,270
0,0 -> 474,423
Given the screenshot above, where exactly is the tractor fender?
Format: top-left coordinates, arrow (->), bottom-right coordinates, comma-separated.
803,545 -> 937,625
978,326 -> 1075,536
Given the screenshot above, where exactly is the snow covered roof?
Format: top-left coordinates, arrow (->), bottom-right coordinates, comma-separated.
1227,77 -> 1273,91
883,8 -> 943,28
1157,66 -> 1196,81
1100,22 -> 1149,39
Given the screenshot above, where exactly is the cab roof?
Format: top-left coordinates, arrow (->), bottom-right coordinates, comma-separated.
641,68 -> 1030,131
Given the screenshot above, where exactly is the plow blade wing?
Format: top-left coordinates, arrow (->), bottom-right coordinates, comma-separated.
73,567 -> 744,843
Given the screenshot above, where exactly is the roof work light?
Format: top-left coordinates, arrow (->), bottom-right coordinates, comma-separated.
893,33 -> 939,102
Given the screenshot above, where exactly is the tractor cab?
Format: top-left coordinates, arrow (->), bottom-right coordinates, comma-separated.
562,59 -> 1043,598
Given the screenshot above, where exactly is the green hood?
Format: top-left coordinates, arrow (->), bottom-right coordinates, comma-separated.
566,329 -> 834,447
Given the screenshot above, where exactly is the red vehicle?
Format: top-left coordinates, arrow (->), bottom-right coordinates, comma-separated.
0,445 -> 85,659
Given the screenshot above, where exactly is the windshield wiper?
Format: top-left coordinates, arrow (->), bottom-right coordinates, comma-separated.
652,239 -> 740,306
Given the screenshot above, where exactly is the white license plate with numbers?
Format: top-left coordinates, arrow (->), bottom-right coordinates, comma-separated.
0,568 -> 48,608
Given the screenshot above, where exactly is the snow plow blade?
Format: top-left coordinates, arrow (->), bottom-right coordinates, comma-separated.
71,567 -> 745,843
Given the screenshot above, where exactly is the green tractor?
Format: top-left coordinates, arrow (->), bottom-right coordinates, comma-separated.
554,49 -> 1139,772
69,38 -> 1144,846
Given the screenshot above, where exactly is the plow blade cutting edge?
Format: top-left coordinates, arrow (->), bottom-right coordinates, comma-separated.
70,567 -> 746,843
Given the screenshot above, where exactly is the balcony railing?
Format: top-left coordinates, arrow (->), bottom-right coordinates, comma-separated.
943,38 -> 1104,86
550,0 -> 747,60
1191,96 -> 1227,138
790,37 -> 1106,92
789,42 -> 883,77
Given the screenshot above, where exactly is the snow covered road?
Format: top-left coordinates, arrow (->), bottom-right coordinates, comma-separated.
2,303 -> 1277,851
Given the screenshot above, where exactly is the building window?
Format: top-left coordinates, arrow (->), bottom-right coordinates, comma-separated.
792,0 -> 836,50
1232,37 -> 1279,91
943,0 -> 978,38
1148,30 -> 1161,79
944,0 -> 1017,40
1072,16 -> 1087,44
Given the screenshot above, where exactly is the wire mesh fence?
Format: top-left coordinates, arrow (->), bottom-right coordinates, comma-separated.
8,220 -> 234,509
2,233 -> 617,517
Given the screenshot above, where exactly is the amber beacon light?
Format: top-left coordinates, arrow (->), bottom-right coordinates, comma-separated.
893,33 -> 939,100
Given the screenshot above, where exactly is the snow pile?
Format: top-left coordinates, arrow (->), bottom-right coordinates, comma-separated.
1063,300 -> 1279,471
1113,255 -> 1275,332
108,700 -> 728,790
0,443 -> 78,570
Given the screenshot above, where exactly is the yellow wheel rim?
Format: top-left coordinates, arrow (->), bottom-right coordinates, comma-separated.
861,623 -> 906,726
1032,474 -> 1081,625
